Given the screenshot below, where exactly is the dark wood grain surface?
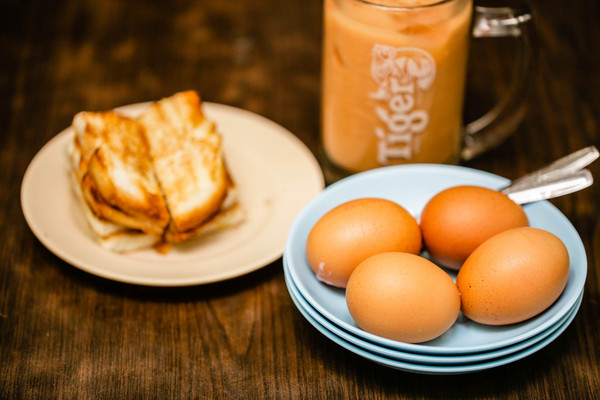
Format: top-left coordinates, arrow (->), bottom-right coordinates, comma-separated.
2,0 -> 599,398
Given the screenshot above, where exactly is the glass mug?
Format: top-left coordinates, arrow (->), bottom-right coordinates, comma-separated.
321,0 -> 534,178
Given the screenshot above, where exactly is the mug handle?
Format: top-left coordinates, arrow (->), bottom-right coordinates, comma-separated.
461,3 -> 534,161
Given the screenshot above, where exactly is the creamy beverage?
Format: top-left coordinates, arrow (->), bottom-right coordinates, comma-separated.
322,0 -> 473,173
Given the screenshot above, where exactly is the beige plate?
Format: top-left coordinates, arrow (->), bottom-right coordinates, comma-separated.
21,102 -> 325,286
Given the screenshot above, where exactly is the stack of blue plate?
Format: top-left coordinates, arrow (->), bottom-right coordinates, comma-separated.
283,165 -> 587,374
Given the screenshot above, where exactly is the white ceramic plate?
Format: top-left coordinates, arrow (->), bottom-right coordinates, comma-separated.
286,265 -> 582,374
21,102 -> 324,286
284,164 -> 587,354
284,257 -> 582,365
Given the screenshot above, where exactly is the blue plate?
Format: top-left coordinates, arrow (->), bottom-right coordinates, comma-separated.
284,257 -> 582,365
284,164 -> 587,355
285,261 -> 583,374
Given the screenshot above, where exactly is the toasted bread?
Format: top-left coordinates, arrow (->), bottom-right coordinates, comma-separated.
137,91 -> 233,242
71,111 -> 170,235
69,91 -> 244,252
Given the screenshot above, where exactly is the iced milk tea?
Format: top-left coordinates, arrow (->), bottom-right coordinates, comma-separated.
322,0 -> 473,173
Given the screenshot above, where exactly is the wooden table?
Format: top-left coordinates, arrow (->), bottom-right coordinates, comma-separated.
2,0 -> 598,398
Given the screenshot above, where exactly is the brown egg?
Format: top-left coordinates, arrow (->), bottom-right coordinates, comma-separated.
346,252 -> 461,343
456,227 -> 570,325
420,185 -> 529,270
305,198 -> 421,288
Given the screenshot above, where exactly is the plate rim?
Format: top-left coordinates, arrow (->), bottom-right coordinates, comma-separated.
284,257 -> 581,364
286,267 -> 582,374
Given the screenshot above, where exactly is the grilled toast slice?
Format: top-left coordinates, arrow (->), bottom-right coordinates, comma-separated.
137,91 -> 234,242
71,111 -> 170,235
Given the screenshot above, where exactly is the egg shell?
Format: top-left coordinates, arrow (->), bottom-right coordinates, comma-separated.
305,198 -> 422,288
346,252 -> 461,343
456,227 -> 570,325
420,185 -> 529,270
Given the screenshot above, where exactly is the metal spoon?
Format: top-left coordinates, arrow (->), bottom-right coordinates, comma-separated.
500,146 -> 598,205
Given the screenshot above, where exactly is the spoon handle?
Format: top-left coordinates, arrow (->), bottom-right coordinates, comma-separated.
502,145 -> 599,194
505,169 -> 593,205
